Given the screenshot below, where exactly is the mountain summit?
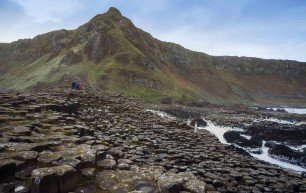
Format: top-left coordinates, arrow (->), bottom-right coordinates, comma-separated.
0,7 -> 305,104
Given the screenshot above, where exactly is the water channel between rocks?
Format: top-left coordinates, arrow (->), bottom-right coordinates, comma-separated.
147,109 -> 306,173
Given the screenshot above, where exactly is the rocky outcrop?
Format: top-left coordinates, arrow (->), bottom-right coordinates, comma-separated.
190,117 -> 207,127
223,131 -> 262,149
59,51 -> 82,66
268,144 -> 306,168
244,122 -> 306,146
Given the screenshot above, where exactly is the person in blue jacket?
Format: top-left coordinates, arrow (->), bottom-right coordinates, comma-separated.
71,81 -> 77,89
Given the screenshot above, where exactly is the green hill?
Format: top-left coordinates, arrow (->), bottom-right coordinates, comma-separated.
1,7 -> 306,104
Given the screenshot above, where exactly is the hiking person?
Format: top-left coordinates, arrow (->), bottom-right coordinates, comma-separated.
71,81 -> 77,89
75,81 -> 80,90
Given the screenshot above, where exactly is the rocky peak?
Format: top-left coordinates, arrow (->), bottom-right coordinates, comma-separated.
106,7 -> 123,19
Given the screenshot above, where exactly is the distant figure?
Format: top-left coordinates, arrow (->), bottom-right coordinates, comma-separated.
194,122 -> 198,133
75,81 -> 80,90
71,80 -> 85,90
79,82 -> 85,90
71,81 -> 77,89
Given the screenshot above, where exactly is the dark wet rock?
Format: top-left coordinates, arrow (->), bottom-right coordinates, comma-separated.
223,131 -> 241,143
0,159 -> 16,182
9,136 -> 34,143
190,118 -> 207,127
0,181 -> 29,193
30,167 -> 59,193
56,165 -> 82,193
268,144 -> 305,167
264,141 -> 277,148
30,165 -> 81,193
223,131 -> 262,149
97,159 -> 116,169
244,122 -> 306,146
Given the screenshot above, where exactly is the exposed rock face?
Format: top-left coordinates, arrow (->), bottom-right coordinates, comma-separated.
268,144 -> 306,168
213,56 -> 304,75
223,131 -> 262,149
244,122 -> 306,146
30,165 -> 81,193
190,118 -> 207,127
60,51 -> 82,65
84,32 -> 114,62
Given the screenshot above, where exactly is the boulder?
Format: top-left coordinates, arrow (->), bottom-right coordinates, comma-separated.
157,173 -> 183,193
0,181 -> 29,193
134,180 -> 156,193
268,144 -> 305,166
12,151 -> 38,165
190,118 -> 207,127
183,178 -> 206,193
38,151 -> 62,166
97,159 -> 116,169
13,126 -> 31,136
56,165 -> 82,193
53,157 -> 82,169
161,96 -> 173,104
30,165 -> 81,193
223,131 -> 241,143
30,167 -> 59,193
223,131 -> 262,149
264,141 -> 277,148
163,108 -> 200,119
0,159 -> 16,182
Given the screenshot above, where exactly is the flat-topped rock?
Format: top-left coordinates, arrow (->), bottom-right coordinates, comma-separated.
30,165 -> 81,193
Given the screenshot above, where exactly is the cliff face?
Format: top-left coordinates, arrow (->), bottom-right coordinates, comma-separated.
1,7 -> 306,104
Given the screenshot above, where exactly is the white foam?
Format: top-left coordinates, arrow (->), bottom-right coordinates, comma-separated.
241,134 -> 252,140
251,142 -> 306,173
146,109 -> 176,120
197,120 -> 231,144
262,117 -> 296,125
268,107 -> 306,115
15,186 -> 25,192
288,144 -> 306,151
149,110 -> 306,173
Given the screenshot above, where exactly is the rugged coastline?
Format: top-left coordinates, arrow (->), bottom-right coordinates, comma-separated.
0,89 -> 305,193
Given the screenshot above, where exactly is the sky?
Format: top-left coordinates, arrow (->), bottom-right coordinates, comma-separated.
1,0 -> 306,62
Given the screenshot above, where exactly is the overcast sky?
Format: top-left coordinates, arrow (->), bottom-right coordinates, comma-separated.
1,0 -> 306,61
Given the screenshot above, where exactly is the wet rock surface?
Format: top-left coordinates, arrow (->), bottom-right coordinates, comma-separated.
0,89 -> 305,193
224,131 -> 262,149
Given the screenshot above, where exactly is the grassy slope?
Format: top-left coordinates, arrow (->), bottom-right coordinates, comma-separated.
0,10 -> 305,105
